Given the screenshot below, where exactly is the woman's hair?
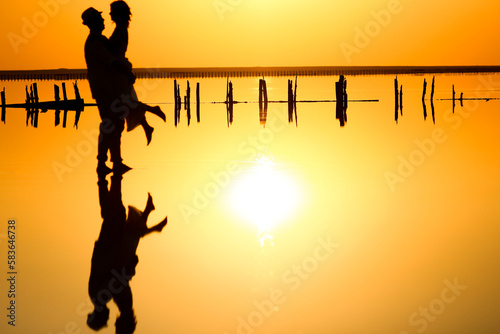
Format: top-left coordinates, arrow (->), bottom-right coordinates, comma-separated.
110,1 -> 132,23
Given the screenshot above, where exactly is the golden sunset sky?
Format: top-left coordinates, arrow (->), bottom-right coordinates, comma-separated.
2,2 -> 500,333
0,0 -> 499,70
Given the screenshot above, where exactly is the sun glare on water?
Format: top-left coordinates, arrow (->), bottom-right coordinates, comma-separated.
226,155 -> 302,245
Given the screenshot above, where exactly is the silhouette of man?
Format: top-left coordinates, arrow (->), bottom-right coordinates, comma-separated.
82,7 -> 131,174
87,171 -> 168,333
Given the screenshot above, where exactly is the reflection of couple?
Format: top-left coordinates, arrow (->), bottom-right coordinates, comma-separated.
87,172 -> 168,333
83,1 -> 165,174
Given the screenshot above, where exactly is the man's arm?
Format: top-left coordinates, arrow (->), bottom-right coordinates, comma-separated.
86,37 -> 117,67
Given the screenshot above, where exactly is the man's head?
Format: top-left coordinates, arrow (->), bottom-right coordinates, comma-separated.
82,7 -> 105,32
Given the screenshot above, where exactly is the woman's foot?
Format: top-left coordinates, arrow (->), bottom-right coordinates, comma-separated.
146,192 -> 155,212
150,106 -> 166,122
144,126 -> 153,145
154,217 -> 168,232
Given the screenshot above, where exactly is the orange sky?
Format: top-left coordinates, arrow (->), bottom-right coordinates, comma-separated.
0,0 -> 499,70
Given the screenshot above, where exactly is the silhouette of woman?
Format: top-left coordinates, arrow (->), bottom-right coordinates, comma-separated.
109,0 -> 165,145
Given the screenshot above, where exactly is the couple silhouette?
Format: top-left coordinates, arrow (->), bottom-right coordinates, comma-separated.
87,171 -> 168,333
83,1 -> 165,174
83,3 -> 169,334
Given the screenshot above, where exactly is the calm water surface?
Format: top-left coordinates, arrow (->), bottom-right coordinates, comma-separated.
1,73 -> 499,333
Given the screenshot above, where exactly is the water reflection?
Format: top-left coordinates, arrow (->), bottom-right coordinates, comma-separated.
1,72 -> 500,333
87,171 -> 168,333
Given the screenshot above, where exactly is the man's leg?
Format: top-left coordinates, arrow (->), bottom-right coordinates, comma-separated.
110,118 -> 132,172
95,97 -> 116,171
96,97 -> 131,172
96,118 -> 116,173
109,118 -> 124,165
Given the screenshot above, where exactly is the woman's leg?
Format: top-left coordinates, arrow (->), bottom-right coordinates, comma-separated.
140,102 -> 165,122
145,216 -> 168,235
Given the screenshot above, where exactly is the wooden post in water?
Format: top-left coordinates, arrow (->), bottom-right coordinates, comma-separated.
186,80 -> 191,126
72,82 -> 83,128
54,84 -> 61,126
1,88 -> 6,123
460,92 -> 463,107
73,81 -> 81,100
343,77 -> 347,110
422,78 -> 428,121
229,81 -> 233,124
430,76 -> 435,102
60,83 -> 68,128
61,82 -> 67,101
196,82 -> 200,123
394,77 -> 399,113
430,76 -> 435,124
294,76 -> 297,104
422,79 -> 427,101
431,97 -> 435,124
176,82 -> 181,125
288,79 -> 294,123
174,79 -> 178,127
25,85 -> 30,126
179,81 -> 182,125
400,85 -> 403,115
259,78 -> 268,126
184,80 -> 190,110
32,83 -> 39,128
452,85 -> 455,113
294,76 -> 298,126
336,75 -> 346,127
225,78 -> 234,126
54,84 -> 60,102
33,83 -> 39,104
226,78 -> 229,127
263,78 -> 268,106
259,79 -> 263,111
25,85 -> 30,105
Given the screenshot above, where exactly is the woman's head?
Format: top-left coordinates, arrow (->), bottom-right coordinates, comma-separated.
110,1 -> 131,24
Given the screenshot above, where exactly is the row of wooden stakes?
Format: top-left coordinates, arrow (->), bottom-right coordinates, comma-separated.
393,76 -> 496,124
1,82 -> 84,128
0,76 -> 353,128
5,75 -> 488,128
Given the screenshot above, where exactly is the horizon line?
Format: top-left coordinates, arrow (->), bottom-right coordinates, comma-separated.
1,65 -> 499,81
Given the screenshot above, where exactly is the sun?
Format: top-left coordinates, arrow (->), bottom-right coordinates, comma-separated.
226,154 -> 302,242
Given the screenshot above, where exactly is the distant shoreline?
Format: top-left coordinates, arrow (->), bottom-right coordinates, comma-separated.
1,66 -> 499,81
